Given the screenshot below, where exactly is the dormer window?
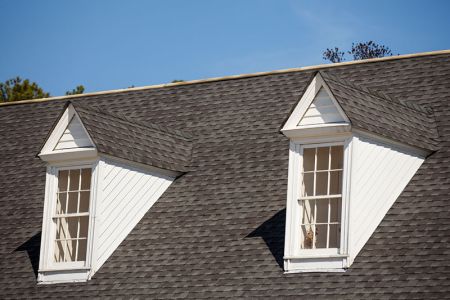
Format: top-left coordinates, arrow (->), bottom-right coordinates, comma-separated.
37,102 -> 192,284
281,71 -> 435,273
299,145 -> 343,252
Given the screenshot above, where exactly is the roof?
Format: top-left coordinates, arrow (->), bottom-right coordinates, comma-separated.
70,102 -> 192,173
1,51 -> 450,298
319,71 -> 440,151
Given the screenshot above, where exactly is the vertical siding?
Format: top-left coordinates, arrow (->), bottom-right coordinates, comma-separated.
95,158 -> 174,271
55,116 -> 93,150
349,135 -> 423,260
299,88 -> 346,126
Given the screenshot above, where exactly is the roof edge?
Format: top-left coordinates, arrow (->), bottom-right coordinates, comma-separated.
1,49 -> 449,107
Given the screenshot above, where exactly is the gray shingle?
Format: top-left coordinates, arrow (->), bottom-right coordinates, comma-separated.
72,102 -> 192,173
1,53 -> 450,298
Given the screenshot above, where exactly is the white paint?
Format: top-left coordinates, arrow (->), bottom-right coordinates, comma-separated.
283,133 -> 425,272
299,88 -> 346,126
347,134 -> 424,263
282,73 -> 349,132
39,104 -> 96,162
55,115 -> 93,150
93,157 -> 174,272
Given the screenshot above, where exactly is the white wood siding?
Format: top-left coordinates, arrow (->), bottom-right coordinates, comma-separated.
55,115 -> 93,150
299,88 -> 346,126
94,158 -> 174,271
348,134 -> 424,262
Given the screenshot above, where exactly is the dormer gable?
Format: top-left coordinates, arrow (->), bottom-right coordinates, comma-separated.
39,103 -> 97,162
298,87 -> 347,126
55,114 -> 93,150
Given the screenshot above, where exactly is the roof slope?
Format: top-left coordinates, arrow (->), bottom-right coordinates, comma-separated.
320,71 -> 440,151
1,53 -> 450,298
72,102 -> 192,173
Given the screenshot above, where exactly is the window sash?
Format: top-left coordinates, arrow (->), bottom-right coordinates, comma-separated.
52,167 -> 92,264
299,145 -> 344,250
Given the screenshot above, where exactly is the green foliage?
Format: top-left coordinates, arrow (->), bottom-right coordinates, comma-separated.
323,41 -> 394,63
0,77 -> 50,102
171,79 -> 185,83
65,85 -> 85,96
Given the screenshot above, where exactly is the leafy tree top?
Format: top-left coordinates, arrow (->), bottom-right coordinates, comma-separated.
0,77 -> 50,102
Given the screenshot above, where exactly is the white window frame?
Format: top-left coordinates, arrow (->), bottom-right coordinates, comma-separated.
38,159 -> 100,283
284,136 -> 352,272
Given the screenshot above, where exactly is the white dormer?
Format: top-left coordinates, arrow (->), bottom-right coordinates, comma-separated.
281,73 -> 428,273
37,103 -> 178,284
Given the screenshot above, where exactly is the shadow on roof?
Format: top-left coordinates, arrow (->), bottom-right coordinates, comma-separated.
246,209 -> 286,270
15,231 -> 41,279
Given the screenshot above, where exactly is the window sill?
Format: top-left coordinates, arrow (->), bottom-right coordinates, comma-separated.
38,268 -> 91,284
284,254 -> 349,273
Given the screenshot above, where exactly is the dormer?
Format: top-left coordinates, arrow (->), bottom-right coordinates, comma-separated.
281,72 -> 439,273
37,102 -> 192,284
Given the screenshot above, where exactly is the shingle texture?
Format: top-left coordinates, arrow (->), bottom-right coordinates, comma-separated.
71,102 -> 192,173
320,71 -> 440,151
1,53 -> 450,299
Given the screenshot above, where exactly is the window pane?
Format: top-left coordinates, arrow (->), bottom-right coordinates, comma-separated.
59,217 -> 78,239
315,172 -> 328,196
330,198 -> 342,223
79,191 -> 90,213
329,224 -> 341,248
55,218 -> 66,240
301,224 -> 314,249
303,148 -> 315,172
316,199 -> 329,224
77,239 -> 87,261
302,173 -> 314,197
302,200 -> 315,225
80,168 -> 92,190
67,192 -> 78,213
330,146 -> 344,169
69,169 -> 80,191
54,240 -> 65,262
56,193 -> 67,215
66,240 -> 77,262
79,216 -> 89,238
316,147 -> 329,170
329,171 -> 342,195
315,224 -> 328,248
58,170 -> 69,192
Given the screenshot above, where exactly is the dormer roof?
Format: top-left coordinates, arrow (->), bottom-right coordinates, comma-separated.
283,71 -> 439,153
39,101 -> 193,173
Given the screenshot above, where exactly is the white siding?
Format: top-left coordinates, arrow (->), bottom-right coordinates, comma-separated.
348,134 -> 424,262
55,115 -> 93,150
94,158 -> 174,271
299,88 -> 346,126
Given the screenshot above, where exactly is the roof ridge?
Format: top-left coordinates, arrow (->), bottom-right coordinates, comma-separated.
1,49 -> 449,107
320,71 -> 433,116
72,101 -> 192,140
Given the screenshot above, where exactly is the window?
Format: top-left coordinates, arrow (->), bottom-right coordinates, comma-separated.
299,145 -> 343,251
53,168 -> 92,264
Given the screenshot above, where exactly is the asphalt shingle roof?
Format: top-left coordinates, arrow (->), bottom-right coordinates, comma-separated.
1,52 -> 450,299
71,102 -> 192,173
320,71 -> 440,151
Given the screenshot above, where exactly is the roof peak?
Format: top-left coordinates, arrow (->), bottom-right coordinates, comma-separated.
1,49 -> 449,107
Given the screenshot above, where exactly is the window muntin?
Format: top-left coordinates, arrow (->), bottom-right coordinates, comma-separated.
299,145 -> 343,250
53,168 -> 92,263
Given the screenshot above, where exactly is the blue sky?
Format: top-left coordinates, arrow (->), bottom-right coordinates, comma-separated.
1,0 -> 449,96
